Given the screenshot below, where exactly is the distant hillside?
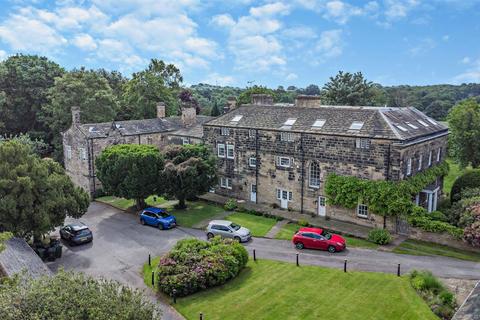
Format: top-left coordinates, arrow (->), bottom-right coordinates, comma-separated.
191,83 -> 480,120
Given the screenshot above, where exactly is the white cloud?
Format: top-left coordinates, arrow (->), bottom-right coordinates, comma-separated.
453,58 -> 480,84
282,26 -> 316,39
0,50 -> 7,62
286,72 -> 298,80
408,38 -> 436,56
72,33 -> 97,51
249,2 -> 290,17
202,72 -> 235,86
210,14 -> 236,28
461,57 -> 471,64
384,0 -> 419,21
323,1 -> 364,24
315,29 -> 343,61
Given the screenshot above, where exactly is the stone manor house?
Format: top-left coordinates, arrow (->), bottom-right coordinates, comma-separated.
63,94 -> 448,230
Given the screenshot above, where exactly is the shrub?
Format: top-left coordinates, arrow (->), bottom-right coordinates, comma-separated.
429,211 -> 448,222
408,215 -> 464,239
451,169 -> 480,202
464,210 -> 480,247
297,219 -> 309,227
224,198 -> 237,211
367,228 -> 392,245
156,237 -> 248,297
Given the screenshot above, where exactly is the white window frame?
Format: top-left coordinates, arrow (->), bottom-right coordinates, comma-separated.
276,188 -> 281,200
418,154 -> 423,171
182,137 -> 190,145
309,162 -> 321,188
226,144 -> 235,159
357,204 -> 368,218
248,129 -> 256,138
65,145 -> 72,160
248,157 -> 257,168
221,127 -> 230,136
220,177 -> 232,189
277,156 -> 291,168
437,148 -> 441,162
428,151 -> 432,167
280,132 -> 294,142
406,158 -> 412,176
79,147 -> 87,161
356,138 -> 370,149
276,188 -> 292,201
217,143 -> 225,157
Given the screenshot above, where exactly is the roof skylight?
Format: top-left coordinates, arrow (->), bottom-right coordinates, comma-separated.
312,119 -> 326,129
406,122 -> 418,129
349,121 -> 364,130
230,115 -> 243,123
284,118 -> 297,126
396,124 -> 408,132
417,120 -> 429,127
427,118 -> 437,125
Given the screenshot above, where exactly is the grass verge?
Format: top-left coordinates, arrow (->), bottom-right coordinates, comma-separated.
393,239 -> 480,262
96,195 -> 166,211
274,222 -> 379,249
226,212 -> 278,237
173,259 -> 437,320
169,201 -> 225,228
443,159 -> 468,197
142,256 -> 161,289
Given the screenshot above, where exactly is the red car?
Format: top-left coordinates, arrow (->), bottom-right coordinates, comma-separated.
292,227 -> 346,253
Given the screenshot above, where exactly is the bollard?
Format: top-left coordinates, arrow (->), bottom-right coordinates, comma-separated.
397,264 -> 401,277
148,253 -> 151,266
253,249 -> 256,261
344,260 -> 347,273
296,253 -> 299,267
173,289 -> 177,304
151,271 -> 154,286
199,313 -> 203,320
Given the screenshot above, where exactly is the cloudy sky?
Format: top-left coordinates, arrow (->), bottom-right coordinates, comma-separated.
0,0 -> 479,87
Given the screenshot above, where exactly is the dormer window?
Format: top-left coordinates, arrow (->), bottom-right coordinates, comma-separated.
230,115 -> 243,123
406,122 -> 418,129
312,119 -> 326,129
349,121 -> 364,130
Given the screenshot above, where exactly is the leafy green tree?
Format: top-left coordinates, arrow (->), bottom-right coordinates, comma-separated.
0,133 -> 49,156
96,144 -> 164,210
237,85 -> 275,105
96,68 -> 127,102
0,270 -> 161,320
0,54 -> 64,139
0,232 -> 12,253
0,140 -> 90,241
323,71 -> 377,106
210,100 -> 221,116
447,99 -> 480,168
304,84 -> 321,96
162,144 -> 216,209
120,59 -> 182,120
40,68 -> 119,160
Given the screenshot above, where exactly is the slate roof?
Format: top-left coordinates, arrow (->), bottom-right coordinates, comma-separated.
0,237 -> 52,279
78,115 -> 212,139
205,104 -> 448,141
453,281 -> 480,320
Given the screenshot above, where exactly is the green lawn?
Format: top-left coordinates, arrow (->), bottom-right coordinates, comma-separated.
142,256 -> 161,288
274,222 -> 379,249
226,212 -> 278,237
173,259 -> 437,320
393,239 -> 480,262
443,159 -> 464,197
96,195 -> 167,210
169,201 -> 225,228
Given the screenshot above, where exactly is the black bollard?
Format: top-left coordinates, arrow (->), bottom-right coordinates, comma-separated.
173,289 -> 177,304
344,260 -> 347,273
200,313 -> 203,320
296,253 -> 299,267
253,249 -> 256,261
151,271 -> 154,286
148,253 -> 151,266
397,264 -> 401,277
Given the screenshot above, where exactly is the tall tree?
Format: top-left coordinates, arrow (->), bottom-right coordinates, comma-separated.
447,98 -> 480,168
96,68 -> 127,102
96,144 -> 164,210
304,84 -> 321,96
0,54 -> 64,139
210,100 -> 221,116
0,140 -> 90,241
40,68 -> 119,160
120,59 -> 182,120
323,71 -> 377,106
162,144 -> 216,209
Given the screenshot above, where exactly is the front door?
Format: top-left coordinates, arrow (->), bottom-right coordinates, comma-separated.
318,196 -> 326,216
280,190 -> 289,209
250,184 -> 257,202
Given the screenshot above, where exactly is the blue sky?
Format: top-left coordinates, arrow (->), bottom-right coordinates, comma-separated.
0,0 -> 479,88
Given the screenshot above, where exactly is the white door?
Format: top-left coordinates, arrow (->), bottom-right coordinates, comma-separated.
280,190 -> 289,209
318,196 -> 326,216
250,184 -> 257,202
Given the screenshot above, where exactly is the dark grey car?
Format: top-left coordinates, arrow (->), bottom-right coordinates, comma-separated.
60,223 -> 93,245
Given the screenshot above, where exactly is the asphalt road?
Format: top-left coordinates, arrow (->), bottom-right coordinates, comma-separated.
48,202 -> 480,318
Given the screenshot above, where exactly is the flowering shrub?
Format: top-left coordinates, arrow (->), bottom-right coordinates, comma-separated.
156,237 -> 248,297
464,210 -> 480,247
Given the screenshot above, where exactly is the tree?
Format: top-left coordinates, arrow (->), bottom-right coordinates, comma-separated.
0,270 -> 161,320
0,54 -> 64,139
210,100 -> 221,116
0,133 -> 49,156
237,85 -> 275,105
96,144 -> 164,210
120,59 -> 182,120
0,232 -> 12,253
96,68 -> 127,101
162,144 -> 216,209
178,89 -> 200,114
323,71 -> 377,106
304,84 -> 321,96
0,140 -> 90,241
447,99 -> 480,168
40,68 -> 119,160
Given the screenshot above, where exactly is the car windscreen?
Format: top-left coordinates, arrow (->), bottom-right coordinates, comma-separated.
74,229 -> 91,236
229,223 -> 241,231
324,233 -> 332,240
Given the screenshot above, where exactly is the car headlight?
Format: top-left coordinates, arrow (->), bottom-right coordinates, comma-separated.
336,242 -> 343,246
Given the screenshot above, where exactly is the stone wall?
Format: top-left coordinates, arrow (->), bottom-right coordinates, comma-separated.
409,227 -> 476,251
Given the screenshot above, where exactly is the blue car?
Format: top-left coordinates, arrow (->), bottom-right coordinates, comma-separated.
140,207 -> 177,230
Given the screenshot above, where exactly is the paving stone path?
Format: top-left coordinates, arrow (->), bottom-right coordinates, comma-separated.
265,220 -> 289,239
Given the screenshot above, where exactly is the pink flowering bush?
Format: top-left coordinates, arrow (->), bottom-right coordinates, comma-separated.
156,237 -> 248,297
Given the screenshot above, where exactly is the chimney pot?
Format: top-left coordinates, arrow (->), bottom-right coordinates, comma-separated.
156,102 -> 166,118
71,106 -> 81,125
251,94 -> 273,105
295,95 -> 322,108
181,107 -> 196,127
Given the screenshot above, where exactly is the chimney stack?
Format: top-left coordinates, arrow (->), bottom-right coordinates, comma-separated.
295,95 -> 322,108
251,94 -> 273,105
181,107 -> 196,127
71,106 -> 81,125
156,102 -> 166,118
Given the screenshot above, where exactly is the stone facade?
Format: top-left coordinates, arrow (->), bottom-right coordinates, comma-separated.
204,95 -> 449,231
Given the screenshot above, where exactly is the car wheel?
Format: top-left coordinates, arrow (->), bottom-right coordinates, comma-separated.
234,236 -> 241,242
295,242 -> 304,250
140,219 -> 145,225
158,223 -> 164,230
207,232 -> 214,240
328,245 -> 336,253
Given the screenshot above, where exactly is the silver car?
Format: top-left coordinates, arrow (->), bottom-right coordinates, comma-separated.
206,220 -> 251,242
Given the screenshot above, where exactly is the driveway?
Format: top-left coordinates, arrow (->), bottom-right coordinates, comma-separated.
48,202 -> 480,317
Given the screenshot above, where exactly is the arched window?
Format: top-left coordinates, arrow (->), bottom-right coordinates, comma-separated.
309,162 -> 321,188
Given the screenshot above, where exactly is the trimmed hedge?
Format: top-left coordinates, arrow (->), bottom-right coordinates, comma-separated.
408,215 -> 463,239
367,228 -> 392,245
451,169 -> 480,202
155,237 -> 248,297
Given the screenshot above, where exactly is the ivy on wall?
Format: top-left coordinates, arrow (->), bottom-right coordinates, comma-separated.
324,161 -> 449,217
